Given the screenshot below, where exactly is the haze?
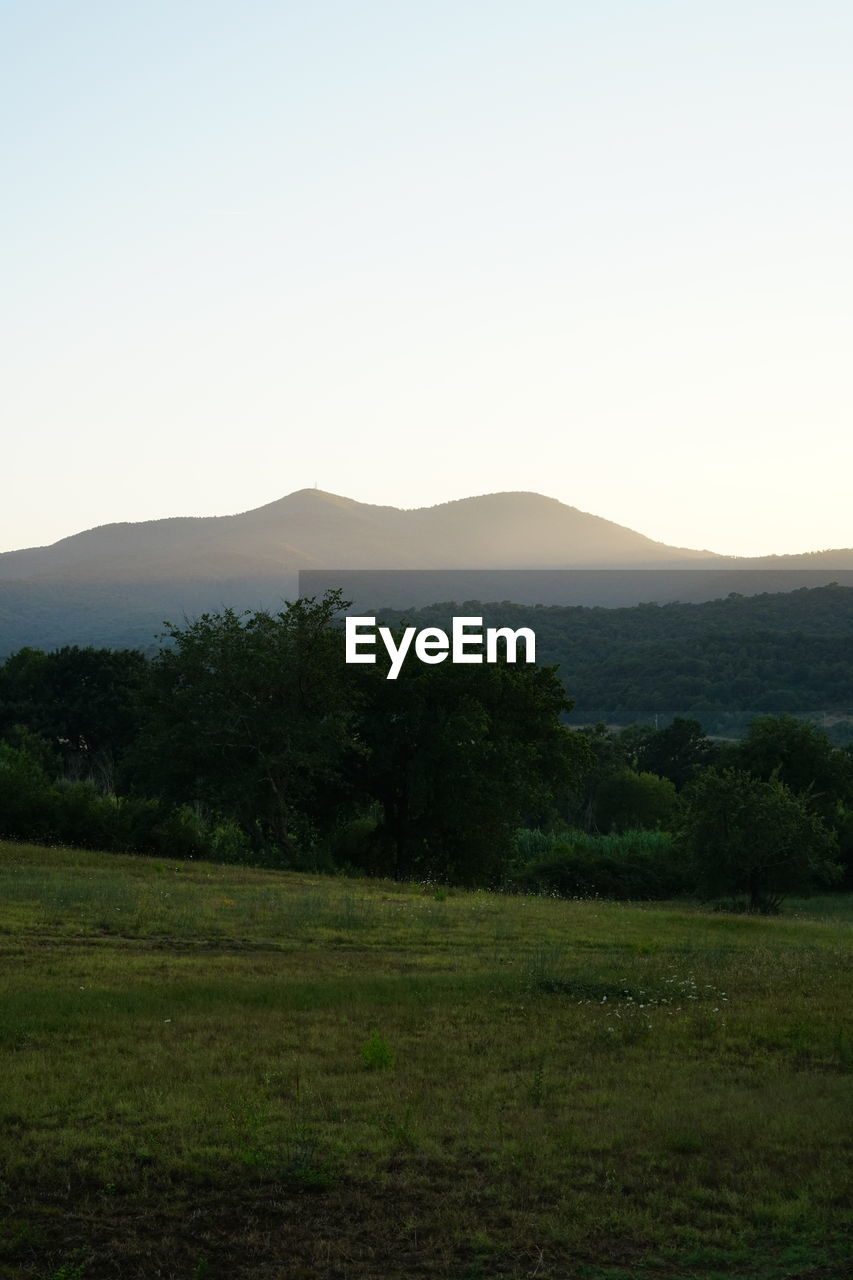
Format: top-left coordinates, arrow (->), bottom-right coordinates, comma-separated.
3,1 -> 851,557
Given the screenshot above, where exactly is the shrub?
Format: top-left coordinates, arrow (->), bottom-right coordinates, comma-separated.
52,780 -> 117,849
209,816 -> 253,863
509,828 -> 689,900
594,769 -> 678,833
0,743 -> 57,841
327,815 -> 386,875
147,804 -> 209,860
678,767 -> 842,912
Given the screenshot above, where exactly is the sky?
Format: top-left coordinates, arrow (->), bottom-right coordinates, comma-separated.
3,0 -> 851,557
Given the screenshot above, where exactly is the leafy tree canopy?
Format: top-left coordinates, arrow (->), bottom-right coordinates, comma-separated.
724,715 -> 853,823
351,644 -> 589,883
128,592 -> 359,853
678,767 -> 841,912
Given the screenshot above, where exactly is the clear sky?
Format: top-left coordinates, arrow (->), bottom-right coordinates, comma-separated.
3,1 -> 851,556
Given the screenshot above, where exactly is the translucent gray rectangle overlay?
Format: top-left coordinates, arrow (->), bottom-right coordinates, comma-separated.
299,569 -> 853,611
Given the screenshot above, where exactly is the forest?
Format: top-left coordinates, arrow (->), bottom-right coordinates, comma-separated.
375,582 -> 853,737
0,588 -> 851,913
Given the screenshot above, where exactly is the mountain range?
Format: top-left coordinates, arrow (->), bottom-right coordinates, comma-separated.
1,489 -> 852,654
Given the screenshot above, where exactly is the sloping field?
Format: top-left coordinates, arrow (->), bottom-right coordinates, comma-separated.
1,842 -> 851,1280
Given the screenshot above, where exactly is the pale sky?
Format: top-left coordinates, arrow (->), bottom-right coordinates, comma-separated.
3,1 -> 851,557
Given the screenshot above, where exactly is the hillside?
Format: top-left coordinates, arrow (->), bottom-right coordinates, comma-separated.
0,489 -> 717,585
1,489 -> 852,654
376,584 -> 853,736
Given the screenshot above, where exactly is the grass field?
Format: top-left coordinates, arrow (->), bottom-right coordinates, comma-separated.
0,841 -> 851,1280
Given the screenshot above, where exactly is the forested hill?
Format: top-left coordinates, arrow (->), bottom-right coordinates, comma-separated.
1,582 -> 850,739
4,489 -> 853,655
376,584 -> 853,737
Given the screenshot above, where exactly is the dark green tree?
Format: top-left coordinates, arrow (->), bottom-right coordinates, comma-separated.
565,723 -> 633,831
129,592 -> 359,855
0,742 -> 56,842
0,645 -> 148,784
727,715 -> 853,824
352,652 -> 588,884
635,717 -> 717,789
678,767 -> 840,912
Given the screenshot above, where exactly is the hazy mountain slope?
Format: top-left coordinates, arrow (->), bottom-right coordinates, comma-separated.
0,489 -> 718,585
1,488 -> 851,655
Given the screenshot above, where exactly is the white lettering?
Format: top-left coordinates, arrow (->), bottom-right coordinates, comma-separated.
486,626 -> 536,663
345,617 -> 377,663
378,626 -> 416,680
452,616 -> 483,664
414,627 -> 449,664
344,618 -> 537,677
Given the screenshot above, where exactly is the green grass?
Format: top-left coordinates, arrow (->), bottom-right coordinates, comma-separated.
0,840 -> 851,1279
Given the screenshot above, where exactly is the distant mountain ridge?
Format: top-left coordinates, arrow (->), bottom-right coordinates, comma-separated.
1,489 -> 852,655
0,489 -> 718,584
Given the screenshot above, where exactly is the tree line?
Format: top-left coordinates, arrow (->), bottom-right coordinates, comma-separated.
0,590 -> 850,911
376,584 -> 853,737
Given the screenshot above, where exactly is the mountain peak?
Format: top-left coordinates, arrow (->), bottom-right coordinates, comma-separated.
0,487 -> 719,584
1,489 -> 852,654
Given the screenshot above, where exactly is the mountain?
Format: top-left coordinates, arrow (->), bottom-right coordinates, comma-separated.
0,489 -> 716,585
1,489 -> 852,654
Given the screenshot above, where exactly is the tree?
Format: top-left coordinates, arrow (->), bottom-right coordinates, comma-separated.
0,645 -> 148,785
565,723 -> 633,832
678,767 -> 840,912
129,592 -> 359,855
594,768 -> 678,833
0,742 -> 56,842
351,650 -> 589,884
728,715 -> 853,825
635,717 -> 717,789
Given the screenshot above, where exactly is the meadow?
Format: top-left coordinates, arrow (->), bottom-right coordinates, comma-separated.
0,841 -> 851,1280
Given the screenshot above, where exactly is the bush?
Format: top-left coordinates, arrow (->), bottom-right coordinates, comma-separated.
594,769 -> 678,833
52,780 -> 118,849
678,768 -> 842,912
144,804 -> 208,860
0,743 -> 56,841
209,816 -> 253,863
0,743 -> 236,861
326,815 -> 387,876
509,828 -> 689,899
